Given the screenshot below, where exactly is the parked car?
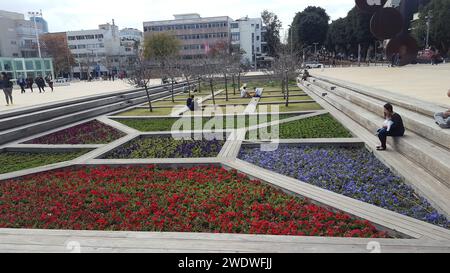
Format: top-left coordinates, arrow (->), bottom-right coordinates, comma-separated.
55,77 -> 68,83
416,49 -> 444,64
302,61 -> 324,69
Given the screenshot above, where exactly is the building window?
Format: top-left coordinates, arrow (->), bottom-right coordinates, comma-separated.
25,60 -> 34,70
231,23 -> 239,29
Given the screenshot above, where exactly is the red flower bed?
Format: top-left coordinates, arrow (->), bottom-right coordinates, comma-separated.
23,120 -> 125,145
0,166 -> 388,238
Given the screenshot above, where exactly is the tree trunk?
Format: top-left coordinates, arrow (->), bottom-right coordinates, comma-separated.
224,73 -> 229,101
237,72 -> 241,91
232,74 -> 236,95
210,79 -> 216,105
281,77 -> 286,100
171,79 -> 175,103
198,78 -> 201,93
145,84 -> 153,112
186,77 -> 191,97
285,72 -> 290,107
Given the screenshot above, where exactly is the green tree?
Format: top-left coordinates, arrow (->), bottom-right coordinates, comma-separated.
325,7 -> 376,59
261,10 -> 282,57
412,0 -> 450,55
144,32 -> 181,102
290,6 -> 330,52
143,32 -> 180,63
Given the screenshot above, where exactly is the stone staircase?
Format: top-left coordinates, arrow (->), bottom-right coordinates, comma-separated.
302,75 -> 450,189
0,82 -> 190,146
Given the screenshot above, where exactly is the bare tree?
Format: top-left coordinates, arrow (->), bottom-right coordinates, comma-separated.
272,44 -> 301,106
127,53 -> 155,112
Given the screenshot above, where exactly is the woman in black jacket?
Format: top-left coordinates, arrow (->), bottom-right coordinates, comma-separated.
1,72 -> 14,106
376,103 -> 405,151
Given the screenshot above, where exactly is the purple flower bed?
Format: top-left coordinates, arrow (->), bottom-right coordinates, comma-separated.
104,136 -> 225,159
23,120 -> 126,145
239,146 -> 449,229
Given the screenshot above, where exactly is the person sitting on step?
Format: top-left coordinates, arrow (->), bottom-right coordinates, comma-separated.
376,103 -> 405,151
252,87 -> 264,98
434,89 -> 450,129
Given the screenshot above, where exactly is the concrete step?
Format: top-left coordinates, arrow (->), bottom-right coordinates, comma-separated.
0,89 -> 180,146
308,78 -> 450,151
0,82 -> 191,131
310,74 -> 447,117
303,82 -> 450,188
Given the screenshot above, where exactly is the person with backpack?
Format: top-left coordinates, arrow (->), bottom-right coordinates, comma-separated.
1,72 -> 14,106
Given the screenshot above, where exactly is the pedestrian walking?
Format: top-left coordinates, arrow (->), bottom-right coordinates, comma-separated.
27,77 -> 34,93
1,72 -> 14,106
36,76 -> 46,93
17,76 -> 26,94
45,75 -> 54,92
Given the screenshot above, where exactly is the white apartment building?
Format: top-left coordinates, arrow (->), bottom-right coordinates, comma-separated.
67,22 -> 140,78
230,17 -> 267,67
119,28 -> 143,55
0,10 -> 45,58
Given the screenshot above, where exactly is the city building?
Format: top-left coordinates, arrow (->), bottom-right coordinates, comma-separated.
230,16 -> 268,67
29,14 -> 49,33
0,10 -> 45,58
67,21 -> 127,79
119,28 -> 143,56
0,57 -> 54,80
143,14 -> 233,60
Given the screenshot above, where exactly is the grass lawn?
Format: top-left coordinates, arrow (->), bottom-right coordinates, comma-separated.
209,98 -> 252,105
260,96 -> 313,103
247,113 -> 352,139
115,114 -> 299,132
114,107 -> 178,117
0,150 -> 88,175
257,103 -> 323,113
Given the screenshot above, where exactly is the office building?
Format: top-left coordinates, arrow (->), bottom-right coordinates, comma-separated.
67,21 -> 128,78
143,14 -> 233,60
0,10 -> 45,58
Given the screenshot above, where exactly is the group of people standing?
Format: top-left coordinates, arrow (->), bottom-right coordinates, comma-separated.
17,76 -> 54,94
1,74 -> 55,106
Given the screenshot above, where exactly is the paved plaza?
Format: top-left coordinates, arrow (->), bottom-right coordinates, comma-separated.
0,80 -> 159,112
312,63 -> 450,108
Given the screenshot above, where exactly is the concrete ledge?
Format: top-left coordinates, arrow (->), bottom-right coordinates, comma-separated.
310,78 -> 450,150
312,74 -> 447,117
0,228 -> 448,253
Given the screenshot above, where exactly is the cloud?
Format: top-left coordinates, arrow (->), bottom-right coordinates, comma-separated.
1,0 -> 356,32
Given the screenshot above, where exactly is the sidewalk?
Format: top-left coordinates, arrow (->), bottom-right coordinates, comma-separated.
0,79 -> 159,112
311,63 -> 450,108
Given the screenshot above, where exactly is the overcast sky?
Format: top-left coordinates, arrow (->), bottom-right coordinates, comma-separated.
2,0 -> 355,35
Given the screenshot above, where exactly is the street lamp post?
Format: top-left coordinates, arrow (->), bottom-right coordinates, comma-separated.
28,11 -> 42,59
425,15 -> 432,49
313,43 -> 319,57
